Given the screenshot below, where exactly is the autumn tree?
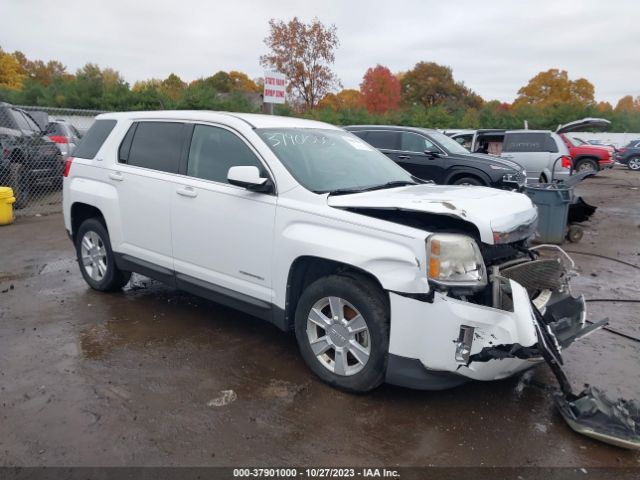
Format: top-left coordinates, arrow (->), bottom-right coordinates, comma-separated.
360,65 -> 401,114
160,73 -> 186,101
400,61 -> 481,110
12,50 -> 68,86
318,89 -> 364,111
514,69 -> 595,107
260,17 -> 340,109
228,71 -> 261,93
0,49 -> 26,90
615,95 -> 640,113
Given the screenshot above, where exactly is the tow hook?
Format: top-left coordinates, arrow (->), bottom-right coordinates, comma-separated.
531,303 -> 640,449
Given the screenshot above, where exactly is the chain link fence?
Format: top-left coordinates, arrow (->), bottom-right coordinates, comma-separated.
0,104 -> 104,217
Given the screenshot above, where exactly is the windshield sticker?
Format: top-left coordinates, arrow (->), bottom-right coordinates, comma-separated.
265,132 -> 334,148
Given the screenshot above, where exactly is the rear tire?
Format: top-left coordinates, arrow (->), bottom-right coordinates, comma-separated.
75,218 -> 131,292
628,157 -> 640,171
452,176 -> 483,186
294,274 -> 389,393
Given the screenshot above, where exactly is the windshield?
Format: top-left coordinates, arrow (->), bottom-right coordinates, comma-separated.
427,131 -> 471,154
257,128 -> 415,193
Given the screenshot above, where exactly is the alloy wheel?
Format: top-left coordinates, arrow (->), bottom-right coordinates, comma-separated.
306,296 -> 371,376
578,161 -> 596,172
80,231 -> 108,281
629,158 -> 640,170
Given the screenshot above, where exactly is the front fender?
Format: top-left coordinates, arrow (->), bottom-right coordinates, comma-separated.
273,217 -> 430,309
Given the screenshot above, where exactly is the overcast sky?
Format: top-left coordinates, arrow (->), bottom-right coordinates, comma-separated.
2,0 -> 638,104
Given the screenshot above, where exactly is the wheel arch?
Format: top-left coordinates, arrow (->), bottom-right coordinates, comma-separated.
283,256 -> 388,331
70,202 -> 107,242
573,155 -> 600,168
444,168 -> 491,186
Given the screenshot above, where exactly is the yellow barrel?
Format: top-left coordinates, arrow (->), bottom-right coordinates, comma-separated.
0,187 -> 16,225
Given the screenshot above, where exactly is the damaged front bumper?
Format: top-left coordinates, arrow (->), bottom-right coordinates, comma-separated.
388,245 -> 600,383
386,244 -> 640,449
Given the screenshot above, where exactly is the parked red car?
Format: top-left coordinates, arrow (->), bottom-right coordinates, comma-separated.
556,117 -> 614,173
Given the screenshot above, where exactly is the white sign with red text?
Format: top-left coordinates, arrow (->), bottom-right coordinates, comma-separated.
263,71 -> 286,104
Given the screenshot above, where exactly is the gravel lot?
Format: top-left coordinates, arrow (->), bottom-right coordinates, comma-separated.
1,167 -> 639,468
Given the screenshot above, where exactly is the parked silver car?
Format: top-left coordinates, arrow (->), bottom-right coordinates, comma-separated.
44,119 -> 83,159
449,118 -> 610,183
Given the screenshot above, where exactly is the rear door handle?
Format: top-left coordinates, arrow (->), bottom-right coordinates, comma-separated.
397,155 -> 411,160
502,155 -> 514,159
176,186 -> 198,198
108,171 -> 123,181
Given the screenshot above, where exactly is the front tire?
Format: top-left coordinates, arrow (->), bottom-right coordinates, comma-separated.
628,157 -> 640,171
294,275 -> 389,393
75,218 -> 131,291
452,176 -> 483,186
575,158 -> 598,173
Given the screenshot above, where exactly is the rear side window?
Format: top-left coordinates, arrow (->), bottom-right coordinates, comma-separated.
44,123 -> 64,135
364,130 -> 400,150
125,122 -> 184,174
186,125 -> 264,184
503,133 -> 549,153
74,119 -> 117,159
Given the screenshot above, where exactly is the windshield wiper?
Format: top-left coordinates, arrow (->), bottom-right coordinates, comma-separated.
327,180 -> 416,196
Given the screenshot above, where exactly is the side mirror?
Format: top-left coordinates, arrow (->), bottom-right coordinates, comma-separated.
227,166 -> 273,193
425,148 -> 441,157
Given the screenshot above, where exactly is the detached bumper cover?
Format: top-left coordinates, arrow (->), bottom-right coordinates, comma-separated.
555,387 -> 640,450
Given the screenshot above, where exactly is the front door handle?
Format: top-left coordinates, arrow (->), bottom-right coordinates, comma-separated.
502,155 -> 514,159
108,171 -> 123,181
397,155 -> 411,160
176,186 -> 198,198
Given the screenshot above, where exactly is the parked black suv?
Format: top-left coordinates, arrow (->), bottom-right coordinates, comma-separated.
345,125 -> 526,190
615,139 -> 640,171
0,103 -> 64,207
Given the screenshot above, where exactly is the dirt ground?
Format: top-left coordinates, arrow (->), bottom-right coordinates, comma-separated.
1,167 -> 639,468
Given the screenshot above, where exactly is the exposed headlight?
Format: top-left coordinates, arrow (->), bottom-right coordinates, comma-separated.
426,234 -> 487,287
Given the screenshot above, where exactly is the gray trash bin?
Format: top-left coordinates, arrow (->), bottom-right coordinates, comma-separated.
525,183 -> 572,244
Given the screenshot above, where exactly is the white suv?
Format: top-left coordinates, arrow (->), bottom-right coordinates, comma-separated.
62,111 -> 596,393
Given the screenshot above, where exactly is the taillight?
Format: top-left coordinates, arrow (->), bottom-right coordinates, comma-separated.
49,135 -> 69,144
561,156 -> 572,169
63,156 -> 74,177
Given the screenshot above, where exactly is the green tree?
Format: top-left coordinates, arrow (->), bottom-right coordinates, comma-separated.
206,71 -> 233,93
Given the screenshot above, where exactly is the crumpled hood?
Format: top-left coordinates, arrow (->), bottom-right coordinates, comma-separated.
328,184 -> 538,245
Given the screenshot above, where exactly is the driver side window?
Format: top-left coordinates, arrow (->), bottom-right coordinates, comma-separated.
187,125 -> 264,184
400,132 -> 436,154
